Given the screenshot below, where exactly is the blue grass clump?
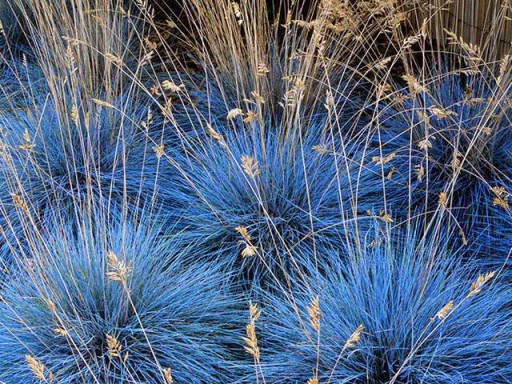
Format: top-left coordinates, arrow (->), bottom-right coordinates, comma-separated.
0,87 -> 168,223
167,120 -> 393,283
0,78 -> 173,283
254,225 -> 512,383
0,212 -> 247,383
374,67 -> 512,263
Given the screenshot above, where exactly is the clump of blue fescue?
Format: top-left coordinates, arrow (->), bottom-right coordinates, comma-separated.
167,119 -> 394,284
373,66 -> 512,269
0,212 -> 247,383
0,78 -> 172,272
253,225 -> 512,383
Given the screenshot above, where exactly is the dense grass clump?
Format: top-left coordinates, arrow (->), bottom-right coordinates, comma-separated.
0,213 -> 247,383
255,226 -> 512,383
0,83 -> 171,277
167,118 -> 395,283
374,67 -> 512,262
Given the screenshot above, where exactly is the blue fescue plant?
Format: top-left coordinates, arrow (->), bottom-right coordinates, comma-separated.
372,62 -> 512,269
0,81 -> 171,280
145,0 -> 407,285
166,118 -> 395,285
252,223 -> 512,383
0,211 -> 248,383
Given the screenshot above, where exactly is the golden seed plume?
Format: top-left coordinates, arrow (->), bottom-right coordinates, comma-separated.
92,98 -> 115,108
241,156 -> 261,178
378,210 -> 393,224
163,368 -> 174,384
344,324 -> 364,349
434,300 -> 453,320
307,296 -> 321,333
468,271 -> 495,298
106,334 -> 122,358
25,355 -> 46,381
106,251 -> 132,284
244,303 -> 261,360
438,192 -> 447,209
235,226 -> 251,242
153,145 -> 166,159
227,108 -> 244,120
372,152 -> 396,165
491,186 -> 509,210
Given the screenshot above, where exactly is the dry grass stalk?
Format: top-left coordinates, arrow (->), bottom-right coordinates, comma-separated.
434,300 -> 453,320
344,324 -> 364,349
244,303 -> 261,361
467,271 -> 495,298
307,296 -> 321,333
106,251 -> 132,284
106,334 -> 122,358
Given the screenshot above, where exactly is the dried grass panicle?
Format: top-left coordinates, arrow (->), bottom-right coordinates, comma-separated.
106,251 -> 132,284
244,303 -> 261,361
433,300 -> 454,321
241,155 -> 261,178
106,334 -> 122,358
468,271 -> 495,298
307,296 -> 321,333
163,367 -> 174,384
26,355 -> 53,382
344,324 -> 364,349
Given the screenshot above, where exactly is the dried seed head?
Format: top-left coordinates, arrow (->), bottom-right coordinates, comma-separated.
243,110 -> 257,124
439,192 -> 447,210
313,144 -> 329,155
434,300 -> 453,320
372,152 -> 396,165
235,226 -> 251,242
227,108 -> 244,120
162,80 -> 185,94
70,105 -> 79,126
257,63 -> 270,76
106,334 -> 122,358
415,164 -> 425,181
401,74 -> 428,95
417,138 -> 433,150
54,328 -> 69,337
244,303 -> 261,360
163,368 -> 174,384
106,251 -> 132,284
491,186 -> 509,210
241,156 -> 261,178
25,355 -> 46,381
92,98 -> 115,108
153,145 -> 166,159
307,296 -> 321,333
378,210 -> 393,224
468,271 -> 495,298
344,324 -> 364,349
241,244 -> 258,258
